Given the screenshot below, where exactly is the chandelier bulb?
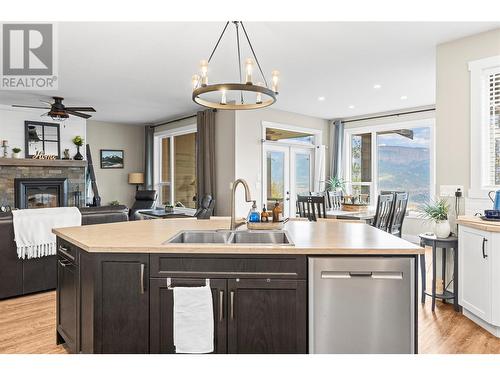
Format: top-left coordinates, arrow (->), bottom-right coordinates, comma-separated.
199,60 -> 209,86
192,74 -> 200,90
271,70 -> 280,93
245,58 -> 254,84
256,82 -> 264,104
220,90 -> 227,105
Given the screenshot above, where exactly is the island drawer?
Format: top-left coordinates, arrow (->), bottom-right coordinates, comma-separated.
150,254 -> 307,279
57,238 -> 79,265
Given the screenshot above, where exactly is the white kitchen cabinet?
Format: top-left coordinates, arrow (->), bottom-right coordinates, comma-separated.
458,224 -> 500,336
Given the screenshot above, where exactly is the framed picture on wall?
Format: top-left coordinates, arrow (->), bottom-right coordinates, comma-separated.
100,149 -> 124,169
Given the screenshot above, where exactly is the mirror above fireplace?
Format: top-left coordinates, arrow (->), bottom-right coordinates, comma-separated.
24,121 -> 61,159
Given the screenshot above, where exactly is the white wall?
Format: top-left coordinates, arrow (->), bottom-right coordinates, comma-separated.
86,121 -> 144,207
234,107 -> 330,217
0,105 -> 86,158
436,28 -> 500,215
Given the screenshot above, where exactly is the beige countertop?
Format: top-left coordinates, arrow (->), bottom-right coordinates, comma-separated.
52,217 -> 424,255
457,215 -> 500,233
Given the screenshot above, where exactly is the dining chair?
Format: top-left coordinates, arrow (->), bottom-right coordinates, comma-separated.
372,193 -> 395,231
297,195 -> 327,221
387,192 -> 409,237
327,190 -> 342,210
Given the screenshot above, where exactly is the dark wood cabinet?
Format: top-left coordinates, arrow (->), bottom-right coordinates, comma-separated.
56,255 -> 79,353
150,278 -> 227,353
96,254 -> 149,354
227,279 -> 307,354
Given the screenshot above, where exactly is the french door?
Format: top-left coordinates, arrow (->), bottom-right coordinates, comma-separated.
263,144 -> 314,218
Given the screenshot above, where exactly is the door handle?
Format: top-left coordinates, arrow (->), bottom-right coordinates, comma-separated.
58,259 -> 71,268
219,290 -> 224,322
230,291 -> 235,320
140,263 -> 145,294
482,238 -> 488,259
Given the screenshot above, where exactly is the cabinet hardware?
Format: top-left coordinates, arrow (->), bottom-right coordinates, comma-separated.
219,290 -> 224,322
140,264 -> 145,294
58,245 -> 75,261
58,259 -> 71,267
482,238 -> 488,259
230,291 -> 235,320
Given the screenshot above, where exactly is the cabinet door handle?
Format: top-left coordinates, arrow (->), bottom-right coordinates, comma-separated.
230,291 -> 235,320
58,259 -> 69,267
482,238 -> 488,259
58,245 -> 75,262
140,263 -> 145,294
219,290 -> 224,322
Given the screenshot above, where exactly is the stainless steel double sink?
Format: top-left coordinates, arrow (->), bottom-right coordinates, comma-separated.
164,230 -> 294,246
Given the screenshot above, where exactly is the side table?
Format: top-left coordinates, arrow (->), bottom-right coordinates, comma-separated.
419,234 -> 459,312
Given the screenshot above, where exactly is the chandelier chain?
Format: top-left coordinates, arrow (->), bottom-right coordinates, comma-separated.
240,22 -> 269,88
234,21 -> 244,104
207,21 -> 230,64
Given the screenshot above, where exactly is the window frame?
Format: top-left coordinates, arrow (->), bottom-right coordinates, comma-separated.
469,55 -> 500,198
153,123 -> 197,209
343,118 -> 436,213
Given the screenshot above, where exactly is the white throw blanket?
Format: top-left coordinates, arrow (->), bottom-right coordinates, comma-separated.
173,285 -> 214,354
12,207 -> 82,259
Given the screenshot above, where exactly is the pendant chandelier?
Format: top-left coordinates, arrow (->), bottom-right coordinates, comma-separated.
191,21 -> 279,110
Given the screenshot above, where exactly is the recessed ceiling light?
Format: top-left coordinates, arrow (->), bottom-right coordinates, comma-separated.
318,96 -> 325,101
373,84 -> 382,89
400,95 -> 408,100
348,105 -> 355,109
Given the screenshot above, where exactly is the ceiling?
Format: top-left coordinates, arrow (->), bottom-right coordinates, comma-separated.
0,22 -> 499,125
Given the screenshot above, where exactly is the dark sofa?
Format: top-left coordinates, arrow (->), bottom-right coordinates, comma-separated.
0,205 -> 129,300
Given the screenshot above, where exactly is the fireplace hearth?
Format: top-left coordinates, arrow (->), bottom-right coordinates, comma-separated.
14,178 -> 68,209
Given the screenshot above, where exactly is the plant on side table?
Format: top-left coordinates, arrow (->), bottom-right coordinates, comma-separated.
72,136 -> 84,160
419,199 -> 451,238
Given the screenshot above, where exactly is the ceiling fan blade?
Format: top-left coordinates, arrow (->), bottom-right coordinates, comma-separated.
12,104 -> 50,110
66,109 -> 92,119
65,107 -> 96,112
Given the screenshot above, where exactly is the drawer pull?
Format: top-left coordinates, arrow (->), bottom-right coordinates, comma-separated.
230,291 -> 235,320
140,264 -> 145,294
58,245 -> 75,261
219,290 -> 224,322
482,238 -> 488,259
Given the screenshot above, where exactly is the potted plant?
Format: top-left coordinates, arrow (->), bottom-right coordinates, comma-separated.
11,147 -> 22,159
420,199 -> 451,238
72,136 -> 84,160
326,176 -> 346,193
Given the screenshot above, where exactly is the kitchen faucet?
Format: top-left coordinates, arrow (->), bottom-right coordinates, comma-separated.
230,178 -> 253,230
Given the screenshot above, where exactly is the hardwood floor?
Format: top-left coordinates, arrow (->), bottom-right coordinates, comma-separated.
1,291 -> 499,354
0,291 -> 67,354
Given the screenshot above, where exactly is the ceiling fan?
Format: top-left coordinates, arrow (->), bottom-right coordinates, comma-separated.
12,96 -> 96,120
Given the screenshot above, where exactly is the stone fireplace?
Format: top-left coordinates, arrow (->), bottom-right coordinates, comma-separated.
0,159 -> 86,209
14,178 -> 69,209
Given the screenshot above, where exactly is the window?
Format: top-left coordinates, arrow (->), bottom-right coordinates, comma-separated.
469,56 -> 500,197
345,120 -> 434,212
155,125 -> 197,209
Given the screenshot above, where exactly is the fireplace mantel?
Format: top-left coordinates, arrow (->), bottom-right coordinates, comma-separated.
0,158 -> 86,168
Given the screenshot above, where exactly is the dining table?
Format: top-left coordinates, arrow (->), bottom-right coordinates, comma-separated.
326,208 -> 376,223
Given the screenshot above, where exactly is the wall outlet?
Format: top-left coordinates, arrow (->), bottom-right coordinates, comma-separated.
440,185 -> 464,198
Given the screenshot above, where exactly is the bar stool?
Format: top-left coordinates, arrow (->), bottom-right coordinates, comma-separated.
419,234 -> 459,312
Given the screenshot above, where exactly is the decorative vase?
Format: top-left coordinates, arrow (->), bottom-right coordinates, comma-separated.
74,145 -> 83,160
12,152 -> 20,159
434,220 -> 451,238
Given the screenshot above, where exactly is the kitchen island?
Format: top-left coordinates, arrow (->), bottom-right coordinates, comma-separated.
53,217 -> 423,354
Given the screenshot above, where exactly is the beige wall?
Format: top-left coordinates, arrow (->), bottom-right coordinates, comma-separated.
215,110 -> 236,216
86,121 -> 144,207
436,28 -> 500,201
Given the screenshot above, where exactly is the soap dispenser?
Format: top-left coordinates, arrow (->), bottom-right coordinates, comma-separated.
248,201 -> 260,223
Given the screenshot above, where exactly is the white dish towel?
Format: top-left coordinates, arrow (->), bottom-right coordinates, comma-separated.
173,285 -> 214,354
12,207 -> 82,259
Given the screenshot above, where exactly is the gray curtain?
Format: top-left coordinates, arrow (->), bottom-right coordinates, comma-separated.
196,110 -> 216,213
329,119 -> 344,179
144,125 -> 155,190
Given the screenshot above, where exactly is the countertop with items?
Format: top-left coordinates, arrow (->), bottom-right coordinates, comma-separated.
52,217 -> 423,255
457,215 -> 500,232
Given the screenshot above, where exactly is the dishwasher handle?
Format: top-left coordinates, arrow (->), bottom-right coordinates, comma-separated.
321,271 -> 403,280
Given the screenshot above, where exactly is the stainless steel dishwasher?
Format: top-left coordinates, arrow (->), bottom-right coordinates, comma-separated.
309,257 -> 415,354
